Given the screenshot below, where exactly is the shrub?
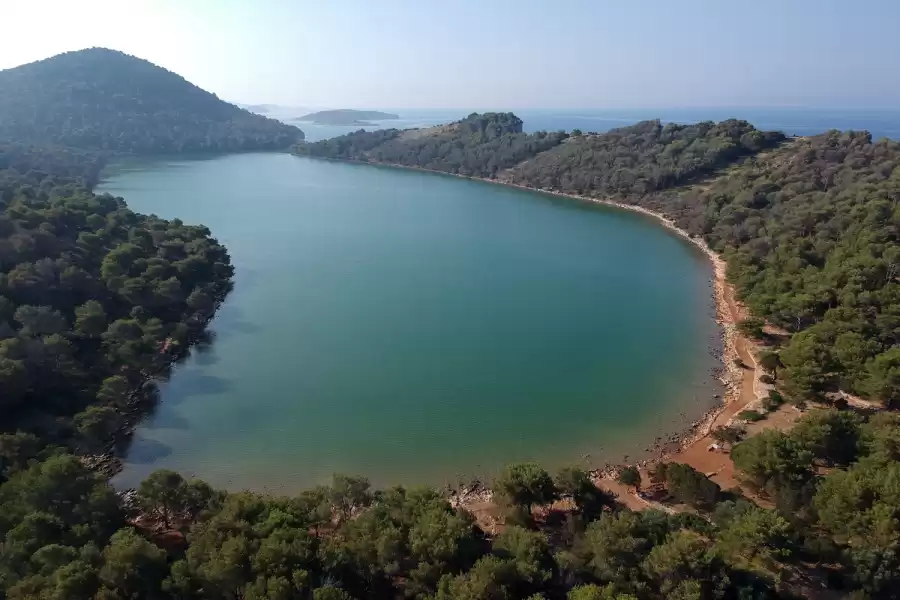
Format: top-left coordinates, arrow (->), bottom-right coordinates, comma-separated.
739,410 -> 766,422
711,426 -> 745,446
659,463 -> 721,509
737,318 -> 765,339
617,466 -> 641,490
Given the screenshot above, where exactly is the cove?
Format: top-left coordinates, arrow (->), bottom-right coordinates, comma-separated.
99,153 -> 723,492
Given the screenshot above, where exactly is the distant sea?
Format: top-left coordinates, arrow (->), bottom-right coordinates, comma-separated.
268,107 -> 900,142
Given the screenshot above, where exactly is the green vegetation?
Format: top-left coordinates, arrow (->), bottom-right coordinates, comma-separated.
294,112 -> 568,177
13,421 -> 900,599
711,425 -> 746,446
0,142 -> 233,460
652,463 -> 721,509
0,48 -> 303,152
554,467 -> 615,521
0,457 -> 792,599
499,119 -> 783,195
495,463 -> 558,512
657,132 -> 900,406
726,410 -> 900,595
2,92 -> 900,597
738,410 -> 767,423
616,466 -> 641,490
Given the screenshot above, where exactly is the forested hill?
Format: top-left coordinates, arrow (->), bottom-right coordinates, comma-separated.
0,48 -> 304,153
296,115 -> 900,409
498,119 -> 785,195
651,132 -> 900,406
293,114 -> 782,186
293,112 -> 568,177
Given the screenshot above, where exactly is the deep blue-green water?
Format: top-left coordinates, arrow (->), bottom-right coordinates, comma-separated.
100,153 -> 722,492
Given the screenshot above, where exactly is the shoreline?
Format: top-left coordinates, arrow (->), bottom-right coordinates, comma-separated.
482,179 -> 756,468
112,154 -> 762,500
81,296 -> 229,478
311,157 -> 763,488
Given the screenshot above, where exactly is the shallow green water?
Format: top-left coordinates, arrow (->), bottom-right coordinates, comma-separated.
99,153 -> 722,492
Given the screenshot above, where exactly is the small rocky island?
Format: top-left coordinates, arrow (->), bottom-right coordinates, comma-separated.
299,108 -> 400,126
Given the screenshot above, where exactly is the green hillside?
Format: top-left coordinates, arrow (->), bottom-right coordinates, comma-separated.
0,48 -> 304,153
293,112 -> 568,177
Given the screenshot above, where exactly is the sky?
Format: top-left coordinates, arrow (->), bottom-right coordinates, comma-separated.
2,0 -> 899,110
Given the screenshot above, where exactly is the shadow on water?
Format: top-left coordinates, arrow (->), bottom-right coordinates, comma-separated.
216,319 -> 262,336
187,329 -> 220,366
141,410 -> 193,431
234,266 -> 262,287
124,436 -> 173,464
211,304 -> 263,340
164,374 -> 233,405
192,351 -> 220,367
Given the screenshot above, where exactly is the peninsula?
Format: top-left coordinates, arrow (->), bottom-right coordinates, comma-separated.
299,108 -> 400,125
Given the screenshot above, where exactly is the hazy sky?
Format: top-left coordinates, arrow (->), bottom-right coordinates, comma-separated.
2,0 -> 898,109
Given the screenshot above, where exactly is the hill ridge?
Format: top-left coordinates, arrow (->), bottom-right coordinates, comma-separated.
0,47 -> 304,153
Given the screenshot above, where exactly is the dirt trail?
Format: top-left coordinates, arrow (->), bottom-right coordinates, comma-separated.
662,270 -> 762,490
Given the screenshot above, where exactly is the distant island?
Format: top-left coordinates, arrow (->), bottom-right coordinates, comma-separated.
299,109 -> 400,126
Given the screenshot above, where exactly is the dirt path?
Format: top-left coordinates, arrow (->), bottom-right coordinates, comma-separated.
660,261 -> 762,490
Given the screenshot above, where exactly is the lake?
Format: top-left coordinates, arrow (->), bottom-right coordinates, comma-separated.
100,153 -> 722,492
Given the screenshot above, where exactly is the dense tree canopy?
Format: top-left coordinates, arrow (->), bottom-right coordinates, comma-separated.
0,48 -> 304,153
652,463 -> 720,509
726,409 -> 900,596
17,435 -> 900,600
500,119 -> 784,195
293,112 -> 568,178
653,131 -> 900,405
0,143 -> 233,457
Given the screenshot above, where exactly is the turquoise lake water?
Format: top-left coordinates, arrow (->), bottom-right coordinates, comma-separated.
99,153 -> 722,492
